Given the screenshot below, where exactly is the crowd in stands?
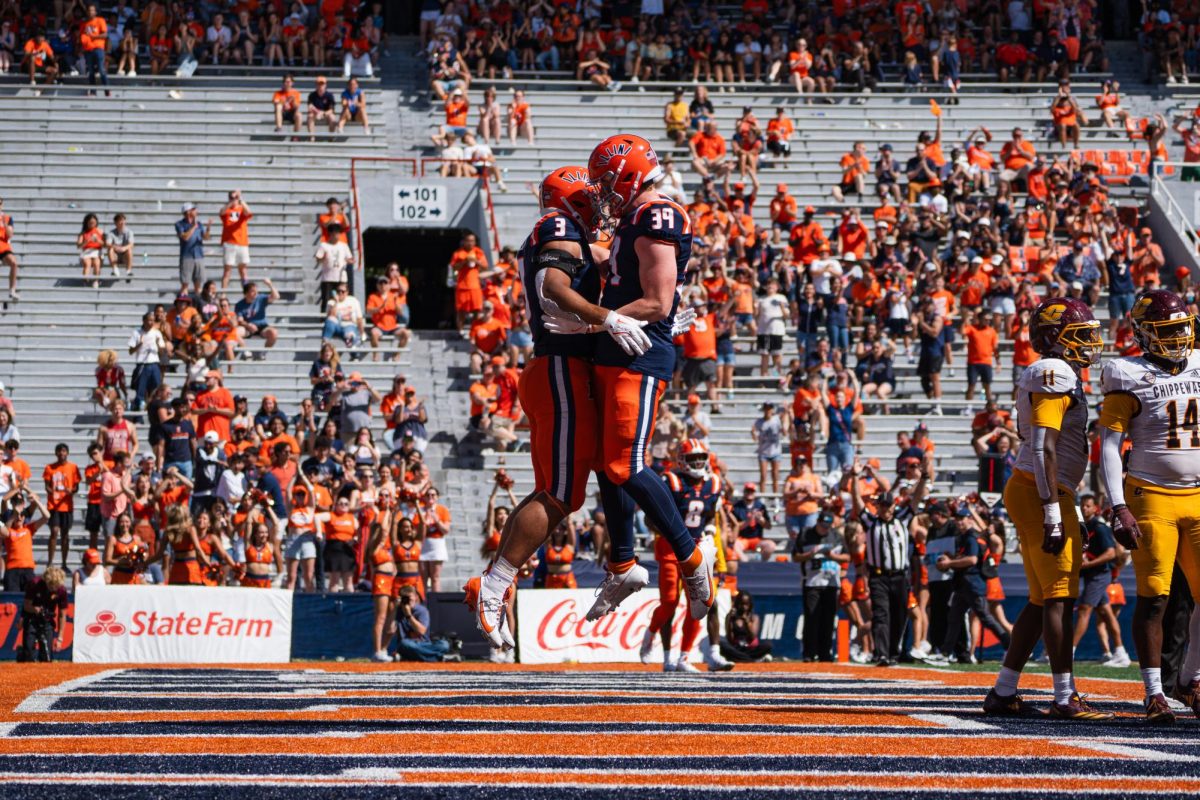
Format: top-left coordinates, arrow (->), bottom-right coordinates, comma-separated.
420,0 -> 1147,101
5,0 -> 386,84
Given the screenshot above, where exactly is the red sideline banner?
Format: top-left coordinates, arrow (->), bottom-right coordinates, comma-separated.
73,585 -> 292,663
516,588 -> 731,664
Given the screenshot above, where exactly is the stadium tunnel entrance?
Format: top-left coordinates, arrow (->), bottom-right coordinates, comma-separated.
362,227 -> 466,330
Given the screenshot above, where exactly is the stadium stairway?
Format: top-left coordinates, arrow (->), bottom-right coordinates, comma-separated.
0,78 -> 442,563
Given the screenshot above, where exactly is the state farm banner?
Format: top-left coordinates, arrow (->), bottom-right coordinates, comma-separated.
516,588 -> 731,664
73,585 -> 292,663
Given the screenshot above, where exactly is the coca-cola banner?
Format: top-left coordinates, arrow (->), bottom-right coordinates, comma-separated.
74,585 -> 293,663
516,588 -> 732,664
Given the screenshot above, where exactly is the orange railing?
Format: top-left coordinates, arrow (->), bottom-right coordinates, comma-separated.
348,157 -> 418,280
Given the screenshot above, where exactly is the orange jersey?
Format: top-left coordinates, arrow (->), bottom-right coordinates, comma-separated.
445,98 -> 469,127
545,544 -> 574,566
84,463 -> 104,505
470,318 -> 507,354
394,540 -> 421,565
273,88 -> 301,111
767,117 -> 794,141
691,132 -> 726,160
319,212 -> 349,244
963,323 -> 998,365
1000,139 -> 1036,171
220,204 -> 253,246
24,40 -> 53,66
81,15 -> 108,50
245,543 -> 274,568
681,312 -> 718,360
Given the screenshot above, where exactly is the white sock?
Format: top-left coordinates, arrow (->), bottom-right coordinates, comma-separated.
994,666 -> 1021,696
485,557 -> 518,589
1052,672 -> 1074,705
1141,667 -> 1163,699
1182,607 -> 1200,686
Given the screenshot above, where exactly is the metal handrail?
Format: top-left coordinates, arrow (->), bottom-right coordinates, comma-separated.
1150,163 -> 1200,265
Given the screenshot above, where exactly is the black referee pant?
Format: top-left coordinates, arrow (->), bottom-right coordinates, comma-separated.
869,569 -> 909,662
803,585 -> 839,661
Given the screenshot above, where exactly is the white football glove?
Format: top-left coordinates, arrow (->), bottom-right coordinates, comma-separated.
603,310 -> 652,356
541,312 -> 591,336
670,306 -> 697,337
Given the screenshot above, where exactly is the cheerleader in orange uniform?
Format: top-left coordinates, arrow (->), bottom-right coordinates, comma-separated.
908,512 -> 932,655
843,523 -> 874,662
366,510 -> 397,661
242,520 -> 275,588
196,509 -> 237,586
105,514 -> 150,585
392,514 -> 424,601
480,474 -> 517,559
163,504 -> 210,585
543,521 -> 577,589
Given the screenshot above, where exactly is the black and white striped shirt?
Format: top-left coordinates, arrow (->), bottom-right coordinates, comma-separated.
860,506 -> 912,572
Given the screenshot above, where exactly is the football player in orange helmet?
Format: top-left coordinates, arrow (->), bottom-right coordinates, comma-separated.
560,133 -> 716,624
463,165 -> 648,648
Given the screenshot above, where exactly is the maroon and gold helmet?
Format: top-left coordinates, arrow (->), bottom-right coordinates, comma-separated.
1030,297 -> 1103,366
1131,289 -> 1194,363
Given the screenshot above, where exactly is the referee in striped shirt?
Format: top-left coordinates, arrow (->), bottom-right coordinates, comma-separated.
850,461 -> 929,666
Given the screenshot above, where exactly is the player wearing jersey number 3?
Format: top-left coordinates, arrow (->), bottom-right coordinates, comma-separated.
984,297 -> 1112,721
577,133 -> 715,623
462,166 -> 656,648
1099,289 -> 1200,724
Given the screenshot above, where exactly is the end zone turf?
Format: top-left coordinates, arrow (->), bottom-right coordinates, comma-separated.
0,662 -> 1193,799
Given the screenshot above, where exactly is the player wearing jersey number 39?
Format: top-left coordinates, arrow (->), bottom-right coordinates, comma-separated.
578,133 -> 715,623
1099,288 -> 1200,723
984,297 -> 1112,721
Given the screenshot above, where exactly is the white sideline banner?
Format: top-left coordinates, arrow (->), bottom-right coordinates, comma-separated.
516,588 -> 730,664
73,585 -> 292,663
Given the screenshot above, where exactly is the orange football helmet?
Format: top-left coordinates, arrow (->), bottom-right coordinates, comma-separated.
587,133 -> 663,230
539,165 -> 598,233
678,438 -> 710,479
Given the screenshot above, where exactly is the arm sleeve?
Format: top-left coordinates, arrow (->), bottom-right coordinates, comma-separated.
1030,422 -> 1057,502
1099,425 -> 1127,507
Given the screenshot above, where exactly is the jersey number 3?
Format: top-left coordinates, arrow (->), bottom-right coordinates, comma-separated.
1166,398 -> 1200,449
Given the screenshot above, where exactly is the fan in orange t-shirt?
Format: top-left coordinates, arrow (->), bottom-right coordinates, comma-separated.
469,303 -> 508,374
272,74 -> 303,132
961,309 -> 1000,403
219,189 -> 254,289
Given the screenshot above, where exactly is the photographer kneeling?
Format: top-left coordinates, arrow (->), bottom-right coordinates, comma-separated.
19,567 -> 69,662
394,584 -> 462,663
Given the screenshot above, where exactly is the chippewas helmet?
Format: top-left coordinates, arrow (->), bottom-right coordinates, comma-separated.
1131,289 -> 1194,363
539,165 -> 598,232
1030,297 -> 1103,366
678,438 -> 710,479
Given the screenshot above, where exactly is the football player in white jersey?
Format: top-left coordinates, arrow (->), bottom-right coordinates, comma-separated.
983,297 -> 1113,720
1099,288 -> 1200,724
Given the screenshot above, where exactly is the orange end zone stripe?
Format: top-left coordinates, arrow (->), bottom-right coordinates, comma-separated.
0,732 -> 1109,759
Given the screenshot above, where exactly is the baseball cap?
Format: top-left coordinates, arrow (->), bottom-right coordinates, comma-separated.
971,256 -> 984,265
991,254 -> 1004,266
84,548 -> 101,565
743,482 -> 757,492
842,252 -> 857,262
733,181 -> 745,190
955,230 -> 970,239
977,218 -> 992,227
1177,265 -> 1191,279
1071,280 -> 1084,291
348,371 -> 363,382
451,87 -> 463,95
687,393 -> 701,404
490,355 -> 505,366
923,262 -> 937,272
955,506 -> 972,517
139,450 -> 155,463
956,254 -> 968,263
0,382 -> 6,393
817,512 -> 834,525
883,236 -> 897,246
804,205 -> 816,214
776,183 -> 788,193
203,431 -> 220,444
180,202 -> 195,213
879,143 -> 892,151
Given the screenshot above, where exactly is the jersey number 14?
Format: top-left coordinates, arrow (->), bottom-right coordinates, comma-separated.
1166,398 -> 1200,449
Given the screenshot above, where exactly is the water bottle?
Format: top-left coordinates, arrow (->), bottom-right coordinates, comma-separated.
141,253 -> 148,271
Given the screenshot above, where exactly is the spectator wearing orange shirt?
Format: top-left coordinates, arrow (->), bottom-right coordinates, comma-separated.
507,89 -> 534,145
836,210 -> 868,259
962,309 -> 1000,404
438,86 -> 470,142
789,207 -> 827,265
81,4 -> 109,93
769,183 -> 798,245
22,32 -> 58,86
469,302 -> 507,374
998,127 -> 1036,186
690,121 -> 730,181
43,443 -> 82,569
452,232 -> 489,329
1051,91 -> 1084,147
766,106 -> 794,160
681,303 -> 719,407
367,274 -> 411,357
788,38 -> 815,95
272,73 -> 303,133
832,141 -> 870,202
218,190 -> 253,290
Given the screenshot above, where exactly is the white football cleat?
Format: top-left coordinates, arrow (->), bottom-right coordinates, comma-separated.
639,626 -> 655,664
662,659 -> 677,673
683,539 -> 716,620
705,646 -> 734,672
463,574 -> 514,649
673,658 -> 701,673
586,563 -> 650,621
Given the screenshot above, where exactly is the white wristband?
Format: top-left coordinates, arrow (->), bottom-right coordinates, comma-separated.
1042,502 -> 1061,526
